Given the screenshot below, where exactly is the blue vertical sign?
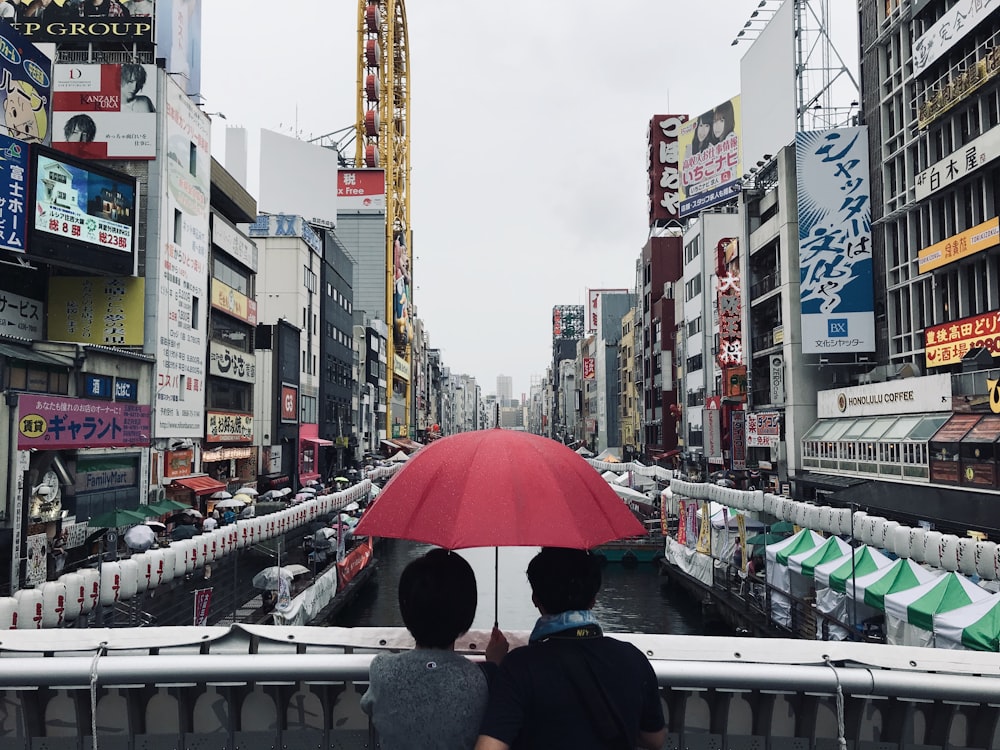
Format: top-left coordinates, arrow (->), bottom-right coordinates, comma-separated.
0,135 -> 28,254
796,127 -> 875,354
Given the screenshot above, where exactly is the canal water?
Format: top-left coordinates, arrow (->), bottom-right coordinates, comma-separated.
331,539 -> 703,634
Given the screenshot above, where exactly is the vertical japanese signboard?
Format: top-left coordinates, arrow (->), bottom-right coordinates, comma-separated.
154,78 -> 210,437
647,114 -> 687,225
796,127 -> 875,354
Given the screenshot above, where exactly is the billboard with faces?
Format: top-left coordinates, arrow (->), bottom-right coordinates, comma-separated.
0,22 -> 52,146
677,95 -> 742,217
51,63 -> 157,159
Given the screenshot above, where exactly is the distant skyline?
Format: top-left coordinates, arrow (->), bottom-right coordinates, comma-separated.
201,1 -> 859,399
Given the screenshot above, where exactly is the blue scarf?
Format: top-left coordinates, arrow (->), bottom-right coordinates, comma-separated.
529,610 -> 602,642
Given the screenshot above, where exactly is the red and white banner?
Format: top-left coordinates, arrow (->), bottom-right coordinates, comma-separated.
193,588 -> 212,626
338,538 -> 373,587
583,357 -> 595,380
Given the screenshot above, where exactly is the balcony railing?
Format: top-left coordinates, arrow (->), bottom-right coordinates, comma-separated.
0,625 -> 995,750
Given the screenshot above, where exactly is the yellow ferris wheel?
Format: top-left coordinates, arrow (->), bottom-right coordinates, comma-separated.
356,0 -> 412,438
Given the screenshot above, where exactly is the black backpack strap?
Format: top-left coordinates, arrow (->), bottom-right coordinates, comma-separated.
550,643 -> 630,750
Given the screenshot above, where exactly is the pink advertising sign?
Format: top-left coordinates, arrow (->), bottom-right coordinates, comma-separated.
17,395 -> 151,450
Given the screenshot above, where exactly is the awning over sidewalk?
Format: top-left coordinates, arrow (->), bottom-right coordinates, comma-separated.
304,437 -> 335,447
171,476 -> 226,496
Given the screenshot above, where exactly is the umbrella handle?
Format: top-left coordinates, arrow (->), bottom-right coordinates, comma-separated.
494,547 -> 499,628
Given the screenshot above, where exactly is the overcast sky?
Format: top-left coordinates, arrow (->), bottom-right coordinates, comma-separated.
201,1 -> 858,400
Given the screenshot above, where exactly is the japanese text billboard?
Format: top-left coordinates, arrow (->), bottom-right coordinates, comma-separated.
0,136 -> 30,254
17,394 -> 150,449
796,127 -> 875,353
587,288 -> 628,333
0,22 -> 52,145
746,411 -> 781,449
915,124 -> 1000,200
205,411 -> 252,443
918,217 -> 1000,274
647,114 -> 687,225
51,63 -> 157,159
912,0 -> 997,77
717,239 -> 742,368
925,310 -> 1000,369
337,168 -> 385,211
0,288 -> 42,339
29,146 -> 137,275
678,95 -> 742,217
10,1 -> 154,44
153,78 -> 210,437
47,276 -> 144,345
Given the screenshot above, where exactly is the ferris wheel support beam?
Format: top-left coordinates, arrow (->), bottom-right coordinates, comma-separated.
356,0 -> 412,442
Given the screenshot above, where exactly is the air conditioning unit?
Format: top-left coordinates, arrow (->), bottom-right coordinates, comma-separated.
148,487 -> 165,504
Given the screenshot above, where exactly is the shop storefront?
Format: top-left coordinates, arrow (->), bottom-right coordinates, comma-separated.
166,475 -> 226,514
202,445 -> 258,490
299,424 -> 333,485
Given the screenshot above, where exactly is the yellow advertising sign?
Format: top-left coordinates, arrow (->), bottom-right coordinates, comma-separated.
918,217 -> 1000,274
925,309 -> 1000,369
211,279 -> 258,325
47,277 -> 144,345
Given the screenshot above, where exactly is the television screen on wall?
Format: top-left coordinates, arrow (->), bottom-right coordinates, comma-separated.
27,145 -> 138,275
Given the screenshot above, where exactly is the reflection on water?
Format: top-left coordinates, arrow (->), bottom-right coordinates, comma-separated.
331,539 -> 703,635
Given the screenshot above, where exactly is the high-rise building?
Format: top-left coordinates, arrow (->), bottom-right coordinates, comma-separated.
496,374 -> 512,407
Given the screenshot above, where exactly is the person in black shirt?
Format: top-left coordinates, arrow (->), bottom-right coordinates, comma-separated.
476,548 -> 666,750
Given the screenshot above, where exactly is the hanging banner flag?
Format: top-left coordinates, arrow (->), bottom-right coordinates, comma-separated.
677,500 -> 687,545
737,514 -> 748,573
276,573 -> 291,612
696,502 -> 712,554
193,588 -> 212,626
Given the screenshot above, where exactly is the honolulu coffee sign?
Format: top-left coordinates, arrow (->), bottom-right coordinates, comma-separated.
818,374 -> 952,419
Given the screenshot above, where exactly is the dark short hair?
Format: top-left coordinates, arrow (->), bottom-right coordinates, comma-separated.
64,114 -> 96,142
121,64 -> 147,89
398,549 -> 477,648
527,547 -> 602,614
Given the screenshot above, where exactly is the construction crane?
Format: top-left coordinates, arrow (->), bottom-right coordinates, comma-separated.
355,0 -> 412,440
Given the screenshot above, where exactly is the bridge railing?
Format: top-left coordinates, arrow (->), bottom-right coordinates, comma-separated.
0,625 -> 997,749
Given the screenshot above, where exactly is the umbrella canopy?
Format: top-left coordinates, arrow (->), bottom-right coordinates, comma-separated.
334,476 -> 350,483
260,490 -> 283,500
575,446 -> 595,457
746,532 -> 788,546
252,566 -> 301,590
298,486 -> 318,494
88,508 -> 149,528
884,571 -> 992,631
934,594 -> 1000,651
353,428 -> 646,549
184,508 -> 204,518
133,505 -> 164,518
144,520 -> 167,532
313,527 -> 337,549
124,524 -> 157,551
855,558 -> 943,611
386,451 -> 409,463
211,490 -> 233,499
284,564 -> 311,577
170,524 -> 200,541
816,545 -> 893,593
788,535 -> 852,577
213,497 -> 247,509
146,499 -> 190,514
236,486 -> 259,496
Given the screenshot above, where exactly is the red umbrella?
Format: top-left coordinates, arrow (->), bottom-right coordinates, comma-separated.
354,429 -> 645,624
354,428 -> 645,549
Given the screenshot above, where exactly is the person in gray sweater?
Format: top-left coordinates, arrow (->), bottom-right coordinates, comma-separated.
361,548 -> 508,750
